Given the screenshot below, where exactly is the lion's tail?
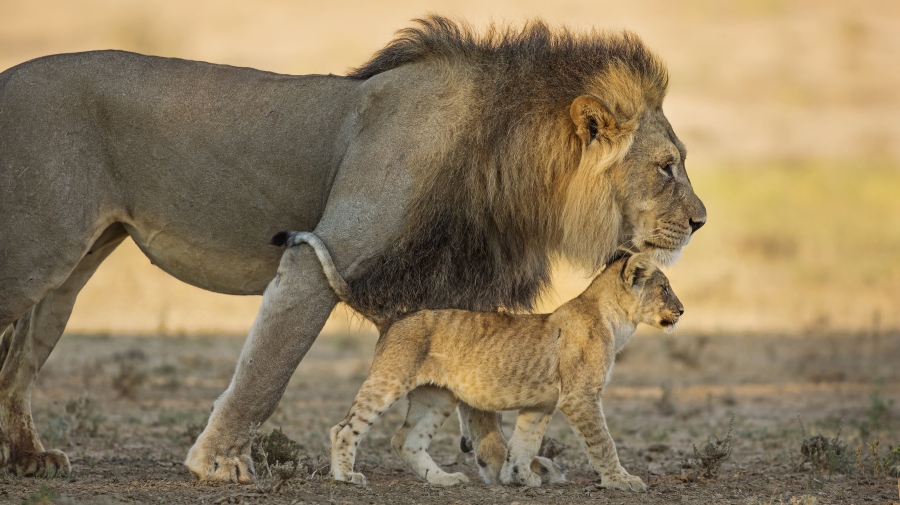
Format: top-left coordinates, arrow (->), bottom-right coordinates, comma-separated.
270,231 -> 353,303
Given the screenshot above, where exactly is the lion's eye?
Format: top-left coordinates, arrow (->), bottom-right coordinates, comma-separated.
658,164 -> 675,179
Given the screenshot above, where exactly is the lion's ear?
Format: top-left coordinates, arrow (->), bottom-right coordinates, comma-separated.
569,95 -> 627,146
622,253 -> 656,289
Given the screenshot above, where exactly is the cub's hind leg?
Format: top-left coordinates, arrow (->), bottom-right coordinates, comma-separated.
392,386 -> 468,486
330,369 -> 410,485
499,409 -> 553,487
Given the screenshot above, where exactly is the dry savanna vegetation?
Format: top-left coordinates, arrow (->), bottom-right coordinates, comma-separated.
1,0 -> 899,504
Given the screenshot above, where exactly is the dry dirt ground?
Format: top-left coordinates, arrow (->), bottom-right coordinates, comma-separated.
2,332 -> 899,505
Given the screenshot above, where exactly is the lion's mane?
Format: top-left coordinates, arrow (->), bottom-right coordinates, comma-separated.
345,16 -> 668,320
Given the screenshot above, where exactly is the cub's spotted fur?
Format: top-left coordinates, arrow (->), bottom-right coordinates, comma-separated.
281,231 -> 682,490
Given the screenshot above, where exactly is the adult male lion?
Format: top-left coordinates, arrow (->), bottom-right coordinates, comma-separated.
0,17 -> 705,482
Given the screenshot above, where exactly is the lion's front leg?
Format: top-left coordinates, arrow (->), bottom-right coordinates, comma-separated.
558,395 -> 646,492
458,404 -> 508,484
459,405 -> 565,485
185,245 -> 338,484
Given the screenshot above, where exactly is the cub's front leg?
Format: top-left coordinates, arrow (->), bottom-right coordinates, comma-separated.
558,395 -> 646,492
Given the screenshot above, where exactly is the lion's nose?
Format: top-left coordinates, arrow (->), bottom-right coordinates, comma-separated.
676,306 -> 684,316
689,218 -> 705,234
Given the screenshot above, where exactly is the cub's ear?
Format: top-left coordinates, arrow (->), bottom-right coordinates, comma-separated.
570,95 -> 631,146
622,253 -> 656,289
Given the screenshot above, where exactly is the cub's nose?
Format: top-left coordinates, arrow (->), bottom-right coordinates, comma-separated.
689,218 -> 705,234
676,306 -> 685,316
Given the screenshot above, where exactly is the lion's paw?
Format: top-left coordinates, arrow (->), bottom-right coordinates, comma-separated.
600,471 -> 647,492
185,445 -> 256,484
477,457 -> 502,485
12,450 -> 71,478
532,456 -> 566,484
332,469 -> 367,486
426,470 -> 469,486
500,461 -> 541,487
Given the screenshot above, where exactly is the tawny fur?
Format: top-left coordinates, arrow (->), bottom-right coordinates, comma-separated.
286,232 -> 682,490
1,16 -> 704,482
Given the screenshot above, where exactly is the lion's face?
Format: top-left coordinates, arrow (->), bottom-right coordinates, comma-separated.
611,108 -> 707,266
565,96 -> 706,272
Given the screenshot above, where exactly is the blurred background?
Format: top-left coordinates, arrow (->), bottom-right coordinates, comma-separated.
3,0 -> 898,337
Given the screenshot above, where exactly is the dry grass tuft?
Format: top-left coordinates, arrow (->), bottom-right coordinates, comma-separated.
250,426 -> 328,493
251,426 -> 300,467
111,349 -> 148,398
657,383 -> 677,416
65,394 -> 104,437
691,415 -> 734,478
798,418 -> 851,474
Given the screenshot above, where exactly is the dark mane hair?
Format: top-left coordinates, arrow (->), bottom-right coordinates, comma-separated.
348,16 -> 667,94
343,16 -> 669,320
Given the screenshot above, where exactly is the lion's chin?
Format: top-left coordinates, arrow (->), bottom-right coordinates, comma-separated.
643,246 -> 681,267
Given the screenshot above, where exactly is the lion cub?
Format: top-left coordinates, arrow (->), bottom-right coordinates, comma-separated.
277,231 -> 682,491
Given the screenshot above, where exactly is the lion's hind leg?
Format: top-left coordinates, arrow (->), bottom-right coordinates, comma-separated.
0,224 -> 126,478
392,386 -> 468,486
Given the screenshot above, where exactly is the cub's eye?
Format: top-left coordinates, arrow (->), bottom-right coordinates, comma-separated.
657,164 -> 675,179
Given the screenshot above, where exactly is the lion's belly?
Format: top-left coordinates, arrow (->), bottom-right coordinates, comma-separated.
120,166 -> 328,296
118,158 -> 332,295
125,223 -> 282,295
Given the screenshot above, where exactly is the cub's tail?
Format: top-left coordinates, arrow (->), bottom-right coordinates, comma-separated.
270,231 -> 352,303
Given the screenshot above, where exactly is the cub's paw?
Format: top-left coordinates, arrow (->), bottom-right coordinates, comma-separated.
601,471 -> 647,492
500,461 -> 541,487
185,445 -> 256,484
12,450 -> 71,478
532,456 -> 566,484
426,470 -> 469,486
332,469 -> 367,486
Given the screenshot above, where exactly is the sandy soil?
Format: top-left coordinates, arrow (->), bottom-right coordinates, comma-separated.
3,331 -> 899,504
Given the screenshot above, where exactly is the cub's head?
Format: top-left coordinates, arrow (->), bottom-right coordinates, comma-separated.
617,253 -> 684,331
